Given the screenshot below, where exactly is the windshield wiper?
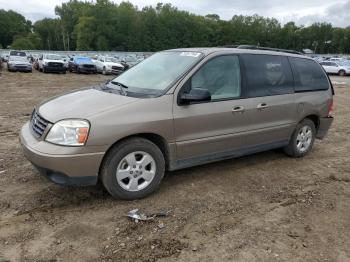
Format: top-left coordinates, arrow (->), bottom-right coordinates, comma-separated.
110,81 -> 128,96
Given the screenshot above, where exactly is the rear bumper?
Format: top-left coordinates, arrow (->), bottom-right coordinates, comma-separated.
19,122 -> 105,186
316,116 -> 334,139
8,66 -> 32,72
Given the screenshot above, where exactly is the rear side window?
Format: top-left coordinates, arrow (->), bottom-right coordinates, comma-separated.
289,57 -> 329,92
242,54 -> 294,97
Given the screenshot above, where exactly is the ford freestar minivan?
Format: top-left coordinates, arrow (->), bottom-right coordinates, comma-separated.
20,48 -> 334,199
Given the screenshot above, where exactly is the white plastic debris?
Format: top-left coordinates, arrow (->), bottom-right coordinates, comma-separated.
127,209 -> 171,222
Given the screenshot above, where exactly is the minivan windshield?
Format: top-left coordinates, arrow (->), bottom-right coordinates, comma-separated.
111,51 -> 203,95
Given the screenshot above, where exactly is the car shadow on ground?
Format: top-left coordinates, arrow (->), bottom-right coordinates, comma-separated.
19,148 -> 287,213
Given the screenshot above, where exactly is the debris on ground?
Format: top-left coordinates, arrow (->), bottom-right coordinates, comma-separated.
127,209 -> 171,222
158,222 -> 165,229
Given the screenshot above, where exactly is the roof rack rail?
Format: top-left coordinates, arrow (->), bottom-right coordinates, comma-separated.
236,45 -> 303,55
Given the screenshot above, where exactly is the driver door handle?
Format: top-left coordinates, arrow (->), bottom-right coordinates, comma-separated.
232,106 -> 245,113
257,103 -> 269,110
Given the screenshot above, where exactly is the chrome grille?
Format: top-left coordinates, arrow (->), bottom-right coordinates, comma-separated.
83,64 -> 95,68
48,62 -> 63,67
112,66 -> 123,71
30,110 -> 50,137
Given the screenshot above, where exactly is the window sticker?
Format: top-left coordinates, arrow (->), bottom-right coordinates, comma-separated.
179,52 -> 201,57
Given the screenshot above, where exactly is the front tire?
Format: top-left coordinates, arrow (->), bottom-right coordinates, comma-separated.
101,138 -> 165,200
284,119 -> 316,157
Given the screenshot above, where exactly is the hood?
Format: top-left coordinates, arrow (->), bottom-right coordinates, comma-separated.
43,59 -> 64,63
38,87 -> 139,123
105,61 -> 124,67
76,60 -> 94,65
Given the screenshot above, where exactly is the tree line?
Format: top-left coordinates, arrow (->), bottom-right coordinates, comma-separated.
1,0 -> 350,54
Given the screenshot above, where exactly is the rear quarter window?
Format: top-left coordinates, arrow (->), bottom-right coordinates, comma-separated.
289,57 -> 330,92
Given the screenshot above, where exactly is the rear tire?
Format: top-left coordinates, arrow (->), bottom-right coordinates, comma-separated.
339,70 -> 346,76
101,138 -> 165,200
283,119 -> 316,157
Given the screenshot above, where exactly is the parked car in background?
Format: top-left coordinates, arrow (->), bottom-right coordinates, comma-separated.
2,54 -> 9,62
20,48 -> 334,200
7,56 -> 32,72
33,57 -> 40,70
60,55 -> 69,70
329,57 -> 343,62
91,58 -> 103,73
120,55 -> 140,68
320,61 -> 350,76
69,57 -> 97,74
93,56 -> 124,75
38,54 -> 66,73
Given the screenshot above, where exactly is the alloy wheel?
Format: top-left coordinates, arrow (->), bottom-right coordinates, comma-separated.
116,151 -> 156,192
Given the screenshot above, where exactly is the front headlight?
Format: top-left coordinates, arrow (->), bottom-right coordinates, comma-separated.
45,119 -> 90,146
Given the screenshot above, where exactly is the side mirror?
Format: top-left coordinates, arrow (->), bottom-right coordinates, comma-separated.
180,88 -> 211,104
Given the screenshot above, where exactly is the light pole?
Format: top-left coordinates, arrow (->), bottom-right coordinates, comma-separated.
324,40 -> 332,54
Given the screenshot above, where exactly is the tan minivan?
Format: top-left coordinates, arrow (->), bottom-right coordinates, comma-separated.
20,48 -> 334,199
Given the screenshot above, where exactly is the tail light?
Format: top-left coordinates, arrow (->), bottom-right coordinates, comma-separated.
328,99 -> 334,116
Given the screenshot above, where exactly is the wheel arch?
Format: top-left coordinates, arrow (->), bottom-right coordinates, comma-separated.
303,114 -> 320,130
98,133 -> 171,178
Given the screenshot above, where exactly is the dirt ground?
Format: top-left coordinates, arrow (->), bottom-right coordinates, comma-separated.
0,69 -> 349,262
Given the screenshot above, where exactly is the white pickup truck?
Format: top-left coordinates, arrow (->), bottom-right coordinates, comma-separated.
39,54 -> 66,73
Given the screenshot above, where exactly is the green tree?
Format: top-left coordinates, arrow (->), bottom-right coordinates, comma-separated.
3,0 -> 350,53
0,9 -> 31,48
34,18 -> 64,50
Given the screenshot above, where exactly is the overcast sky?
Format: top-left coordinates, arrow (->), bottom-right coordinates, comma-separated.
1,0 -> 349,27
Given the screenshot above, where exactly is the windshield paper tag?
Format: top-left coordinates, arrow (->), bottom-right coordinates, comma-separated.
180,52 -> 201,57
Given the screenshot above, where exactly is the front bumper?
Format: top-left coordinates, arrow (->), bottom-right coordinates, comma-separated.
19,122 -> 105,186
316,116 -> 334,139
78,66 -> 97,73
43,65 -> 66,73
106,68 -> 124,75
